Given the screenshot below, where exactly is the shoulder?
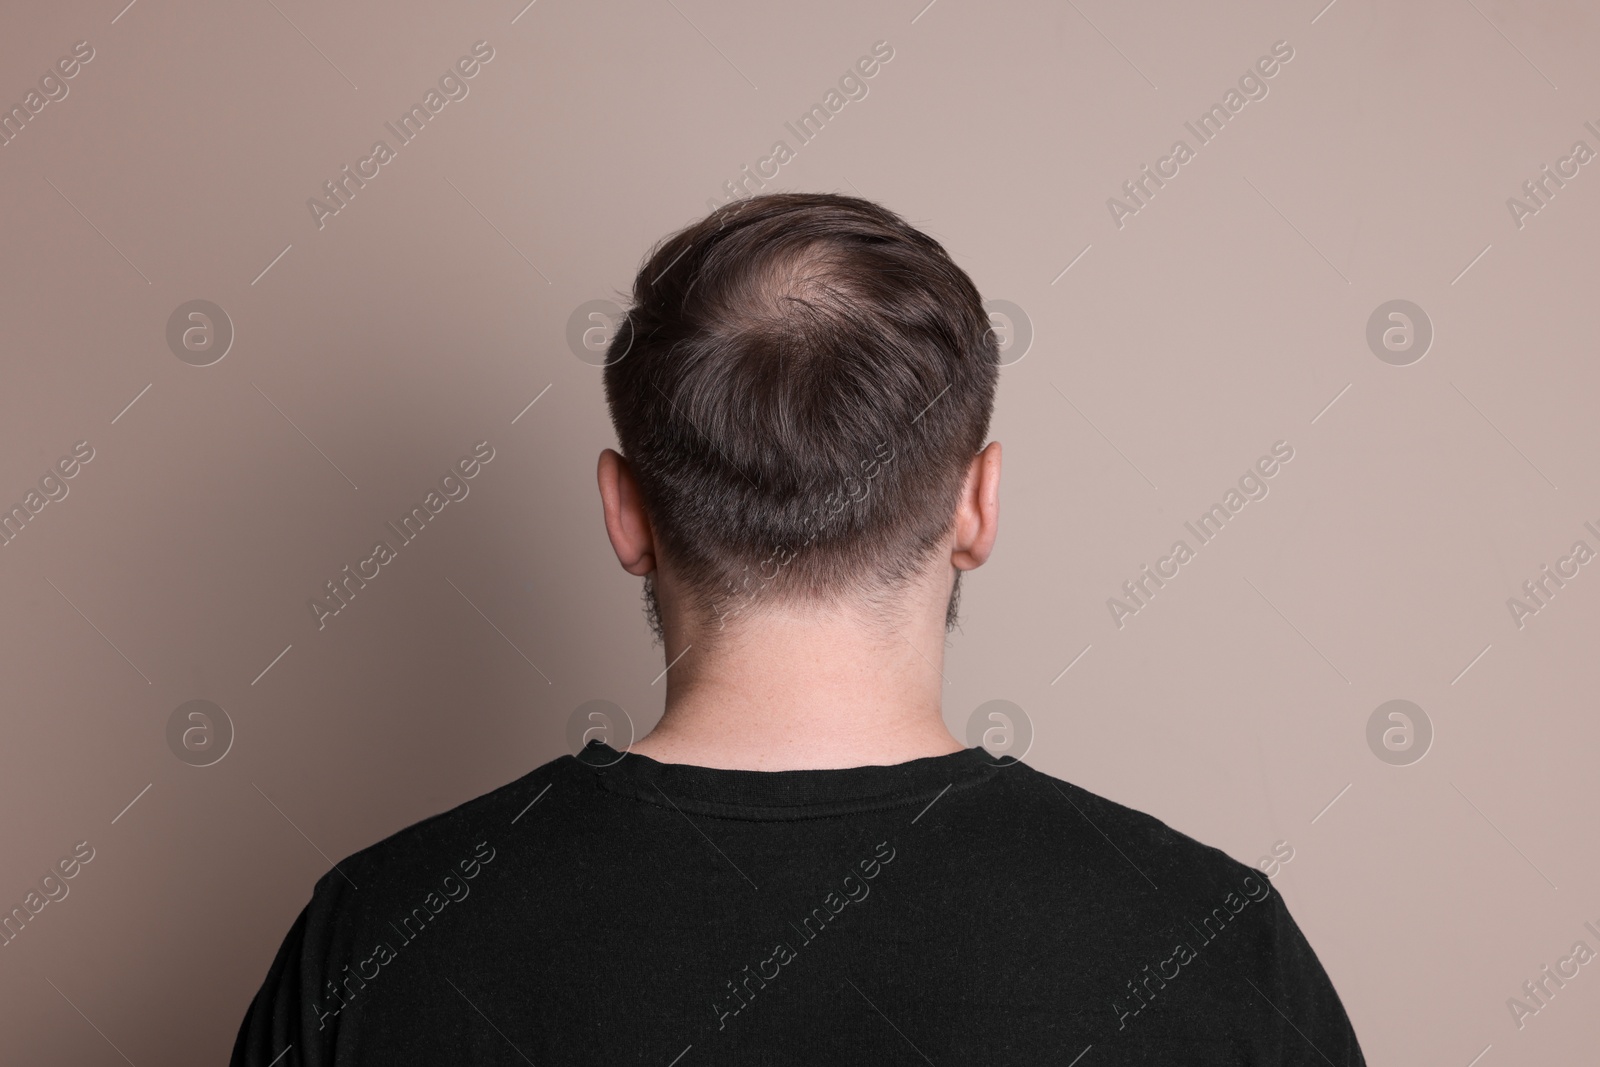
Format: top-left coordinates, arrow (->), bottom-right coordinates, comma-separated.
304,749 -> 588,914
993,758 -> 1270,905
230,753 -> 597,1061
994,764 -> 1364,1059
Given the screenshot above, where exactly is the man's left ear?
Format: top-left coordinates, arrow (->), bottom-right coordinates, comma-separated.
597,448 -> 657,576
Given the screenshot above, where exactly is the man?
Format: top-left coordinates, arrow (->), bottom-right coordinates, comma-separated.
232,193 -> 1365,1064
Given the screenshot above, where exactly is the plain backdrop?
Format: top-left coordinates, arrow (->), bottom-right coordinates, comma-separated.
1,0 -> 1597,1062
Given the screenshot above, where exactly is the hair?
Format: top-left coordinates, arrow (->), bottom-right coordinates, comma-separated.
602,192 -> 999,639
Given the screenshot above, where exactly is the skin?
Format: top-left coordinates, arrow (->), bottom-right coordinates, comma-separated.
596,441 -> 1002,770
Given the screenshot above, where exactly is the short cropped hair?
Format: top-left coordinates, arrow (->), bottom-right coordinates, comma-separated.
602,192 -> 999,631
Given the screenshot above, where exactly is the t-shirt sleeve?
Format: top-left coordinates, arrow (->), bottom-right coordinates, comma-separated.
1250,886 -> 1366,1066
230,900 -> 330,1067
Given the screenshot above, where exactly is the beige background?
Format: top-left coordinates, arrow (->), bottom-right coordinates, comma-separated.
2,0 -> 1597,1062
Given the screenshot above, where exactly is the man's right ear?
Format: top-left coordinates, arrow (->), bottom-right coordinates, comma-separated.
597,449 -> 656,576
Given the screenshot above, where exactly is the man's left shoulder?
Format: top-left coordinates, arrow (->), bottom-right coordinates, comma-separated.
307,748 -> 585,918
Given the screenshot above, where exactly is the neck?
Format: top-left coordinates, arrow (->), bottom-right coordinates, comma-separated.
628,593 -> 963,770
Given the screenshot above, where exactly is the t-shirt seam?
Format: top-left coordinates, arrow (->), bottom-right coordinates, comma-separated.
579,759 -> 1004,822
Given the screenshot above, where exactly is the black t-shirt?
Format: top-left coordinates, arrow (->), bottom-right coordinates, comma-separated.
231,742 -> 1365,1065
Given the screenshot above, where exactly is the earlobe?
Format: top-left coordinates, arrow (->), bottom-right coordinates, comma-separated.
597,449 -> 656,576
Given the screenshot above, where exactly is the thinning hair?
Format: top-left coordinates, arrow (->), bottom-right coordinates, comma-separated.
603,192 -> 999,635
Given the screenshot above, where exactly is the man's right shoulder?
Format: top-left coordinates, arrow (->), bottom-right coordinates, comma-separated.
991,758 -> 1270,906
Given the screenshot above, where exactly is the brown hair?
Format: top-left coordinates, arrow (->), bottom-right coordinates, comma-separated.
603,192 -> 999,631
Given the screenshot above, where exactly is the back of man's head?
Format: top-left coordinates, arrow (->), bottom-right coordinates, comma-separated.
603,192 -> 999,634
